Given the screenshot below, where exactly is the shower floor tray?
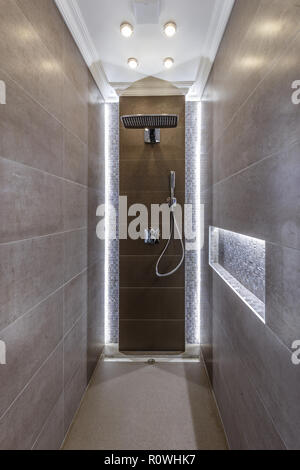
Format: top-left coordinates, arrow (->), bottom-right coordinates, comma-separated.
103,344 -> 200,363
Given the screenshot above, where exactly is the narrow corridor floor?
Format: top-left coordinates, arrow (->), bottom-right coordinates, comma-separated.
63,359 -> 227,450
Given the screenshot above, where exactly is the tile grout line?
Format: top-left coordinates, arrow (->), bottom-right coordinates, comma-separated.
214,315 -> 289,450
207,28 -> 300,156
0,154 -> 90,191
212,137 -> 300,188
0,227 -> 88,248
0,268 -> 88,337
0,64 -> 88,147
0,340 -> 64,424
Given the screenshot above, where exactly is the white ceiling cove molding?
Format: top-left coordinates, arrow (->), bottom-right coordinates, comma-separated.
54,0 -> 118,102
55,0 -> 235,102
111,80 -> 194,97
187,0 -> 235,101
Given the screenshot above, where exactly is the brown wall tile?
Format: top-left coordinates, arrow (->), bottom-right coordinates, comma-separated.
119,319 -> 185,352
119,95 -> 185,351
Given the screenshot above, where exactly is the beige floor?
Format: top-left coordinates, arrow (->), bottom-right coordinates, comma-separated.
63,359 -> 228,450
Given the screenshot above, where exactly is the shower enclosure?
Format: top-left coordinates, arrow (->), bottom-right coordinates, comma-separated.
119,96 -> 186,352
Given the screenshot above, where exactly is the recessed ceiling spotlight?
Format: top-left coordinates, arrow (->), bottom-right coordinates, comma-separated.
128,58 -> 139,69
164,57 -> 174,69
120,22 -> 134,38
164,21 -> 177,37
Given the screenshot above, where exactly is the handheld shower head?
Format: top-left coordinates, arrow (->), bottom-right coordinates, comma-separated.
170,171 -> 176,191
170,171 -> 176,200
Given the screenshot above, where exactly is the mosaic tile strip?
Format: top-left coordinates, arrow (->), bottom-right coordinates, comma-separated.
107,103 -> 119,343
185,101 -> 200,344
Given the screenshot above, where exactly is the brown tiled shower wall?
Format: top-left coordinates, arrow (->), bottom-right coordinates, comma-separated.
119,96 -> 185,351
201,0 -> 300,449
0,0 -> 105,449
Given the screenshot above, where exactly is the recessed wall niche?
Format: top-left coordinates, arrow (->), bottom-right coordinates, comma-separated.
209,227 -> 266,323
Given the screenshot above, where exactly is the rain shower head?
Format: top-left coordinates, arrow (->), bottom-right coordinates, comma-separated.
121,114 -> 179,144
121,114 -> 179,129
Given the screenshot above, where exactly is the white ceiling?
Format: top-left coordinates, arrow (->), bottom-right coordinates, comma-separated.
55,0 -> 235,101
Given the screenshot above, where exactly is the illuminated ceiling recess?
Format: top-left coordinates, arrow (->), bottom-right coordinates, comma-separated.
55,0 -> 235,102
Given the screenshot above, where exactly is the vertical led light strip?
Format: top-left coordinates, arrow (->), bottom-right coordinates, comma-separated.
195,101 -> 202,344
104,103 -> 110,344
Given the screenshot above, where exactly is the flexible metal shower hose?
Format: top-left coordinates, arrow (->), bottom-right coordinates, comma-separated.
156,210 -> 185,277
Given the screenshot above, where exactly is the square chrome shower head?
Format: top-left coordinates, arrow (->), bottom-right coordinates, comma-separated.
121,114 -> 179,129
120,114 -> 179,144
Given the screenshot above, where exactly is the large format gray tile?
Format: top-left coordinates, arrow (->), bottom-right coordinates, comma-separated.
1,235 -> 64,335
64,270 -> 87,334
14,234 -> 64,323
212,271 -> 300,449
63,181 -> 87,231
0,157 -> 63,243
88,188 -> 105,266
213,29 -> 300,183
0,290 -> 63,417
15,0 -> 65,68
211,0 -> 300,145
63,75 -> 88,144
64,360 -> 87,435
32,393 -> 64,451
0,343 -> 63,450
64,229 -> 88,282
212,314 -> 285,450
0,0 -> 64,121
63,26 -> 89,102
63,314 -> 87,387
63,129 -> 88,186
266,243 -> 300,350
0,244 -> 15,332
88,80 -> 104,158
0,70 -> 63,176
213,140 -> 300,250
88,150 -> 105,191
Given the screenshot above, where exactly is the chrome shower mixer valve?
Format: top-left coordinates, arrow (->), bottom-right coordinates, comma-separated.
144,228 -> 160,245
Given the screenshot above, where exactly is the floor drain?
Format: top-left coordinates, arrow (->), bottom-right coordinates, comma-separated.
147,359 -> 156,365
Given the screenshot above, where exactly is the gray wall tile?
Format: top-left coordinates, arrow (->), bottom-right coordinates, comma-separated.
266,243 -> 300,350
0,158 -> 63,243
0,0 -> 105,449
0,290 -> 63,417
32,394 -> 64,450
64,270 -> 87,334
213,141 -> 300,251
63,314 -> 87,387
0,71 -> 63,176
64,229 -> 88,282
201,0 -> 300,449
0,344 -> 63,450
63,129 -> 88,186
63,181 -> 87,231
